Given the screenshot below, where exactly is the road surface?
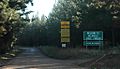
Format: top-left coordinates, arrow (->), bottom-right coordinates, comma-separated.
0,47 -> 88,69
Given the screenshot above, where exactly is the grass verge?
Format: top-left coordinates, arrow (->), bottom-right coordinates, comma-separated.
79,47 -> 120,69
40,46 -> 104,60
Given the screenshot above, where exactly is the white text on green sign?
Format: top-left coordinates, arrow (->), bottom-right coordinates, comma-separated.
83,31 -> 103,40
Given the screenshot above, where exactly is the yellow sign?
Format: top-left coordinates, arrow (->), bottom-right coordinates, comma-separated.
61,21 -> 70,29
61,38 -> 70,42
61,29 -> 70,37
61,21 -> 70,42
61,26 -> 70,29
61,21 -> 70,25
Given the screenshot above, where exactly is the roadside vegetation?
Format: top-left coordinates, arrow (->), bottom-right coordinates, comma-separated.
40,46 -> 106,60
0,0 -> 33,54
40,46 -> 120,69
78,46 -> 120,69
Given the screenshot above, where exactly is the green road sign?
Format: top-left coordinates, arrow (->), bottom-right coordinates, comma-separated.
83,41 -> 103,46
83,31 -> 103,40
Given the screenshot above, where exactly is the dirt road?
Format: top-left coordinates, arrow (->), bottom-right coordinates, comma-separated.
0,47 -> 88,69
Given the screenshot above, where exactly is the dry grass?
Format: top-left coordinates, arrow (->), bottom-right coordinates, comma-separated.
78,46 -> 120,69
40,46 -> 104,60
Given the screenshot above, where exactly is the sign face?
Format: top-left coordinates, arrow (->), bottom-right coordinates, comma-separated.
83,41 -> 103,46
61,29 -> 70,42
62,44 -> 66,47
61,21 -> 70,29
61,38 -> 70,42
83,31 -> 103,40
61,21 -> 70,42
61,29 -> 70,37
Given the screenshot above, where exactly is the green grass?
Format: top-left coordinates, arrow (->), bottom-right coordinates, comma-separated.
40,46 -> 105,60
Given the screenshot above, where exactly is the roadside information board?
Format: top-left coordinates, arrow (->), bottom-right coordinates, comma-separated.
83,31 -> 103,47
83,41 -> 103,46
83,31 -> 103,40
61,21 -> 70,29
61,21 -> 70,43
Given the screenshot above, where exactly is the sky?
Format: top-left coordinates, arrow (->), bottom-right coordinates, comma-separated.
26,0 -> 57,18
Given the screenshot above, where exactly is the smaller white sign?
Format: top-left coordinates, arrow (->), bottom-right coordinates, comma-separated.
62,44 -> 66,48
